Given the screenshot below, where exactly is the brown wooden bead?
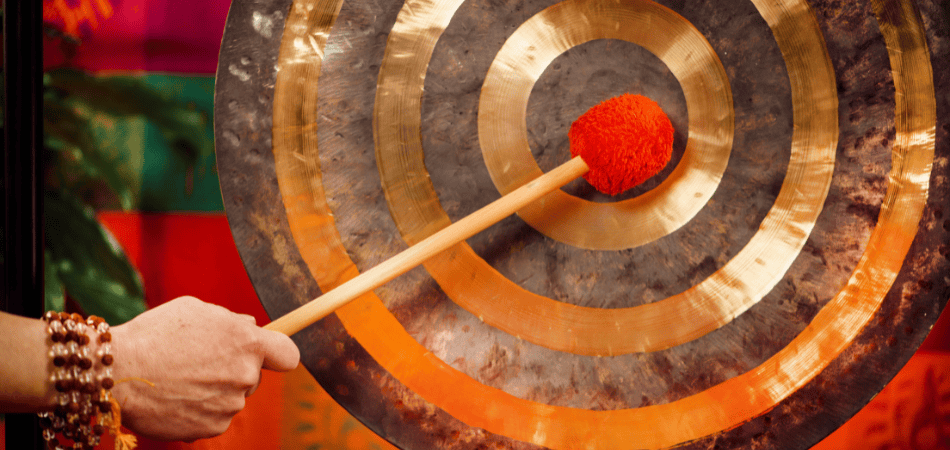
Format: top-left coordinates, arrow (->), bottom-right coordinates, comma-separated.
81,382 -> 96,394
53,355 -> 66,367
97,401 -> 112,413
68,354 -> 81,367
78,334 -> 90,345
58,312 -> 70,321
65,331 -> 78,343
50,332 -> 62,343
78,358 -> 92,370
98,332 -> 112,343
101,378 -> 114,389
70,313 -> 83,322
101,354 -> 113,366
54,379 -> 68,392
92,424 -> 105,435
67,402 -> 80,413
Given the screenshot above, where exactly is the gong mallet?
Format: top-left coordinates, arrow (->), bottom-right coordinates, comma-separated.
264,94 -> 673,336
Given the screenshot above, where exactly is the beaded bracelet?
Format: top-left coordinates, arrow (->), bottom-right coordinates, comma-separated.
37,311 -> 132,450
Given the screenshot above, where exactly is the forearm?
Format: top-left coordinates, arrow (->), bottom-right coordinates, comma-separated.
0,312 -> 57,412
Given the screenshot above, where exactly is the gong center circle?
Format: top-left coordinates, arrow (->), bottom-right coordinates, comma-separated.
477,0 -> 734,251
526,39 -> 689,206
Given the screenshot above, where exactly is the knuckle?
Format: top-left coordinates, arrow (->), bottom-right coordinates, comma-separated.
179,295 -> 201,305
212,418 -> 233,437
228,396 -> 247,415
239,369 -> 261,390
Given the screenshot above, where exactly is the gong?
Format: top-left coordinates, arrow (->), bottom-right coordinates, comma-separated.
213,0 -> 950,448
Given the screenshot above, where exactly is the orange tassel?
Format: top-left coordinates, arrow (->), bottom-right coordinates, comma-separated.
103,392 -> 138,450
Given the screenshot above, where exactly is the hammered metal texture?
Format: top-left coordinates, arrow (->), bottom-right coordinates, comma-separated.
215,0 -> 950,448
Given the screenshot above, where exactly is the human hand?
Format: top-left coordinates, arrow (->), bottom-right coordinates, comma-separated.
109,296 -> 300,441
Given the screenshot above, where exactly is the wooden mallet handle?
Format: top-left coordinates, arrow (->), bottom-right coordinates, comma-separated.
264,156 -> 589,336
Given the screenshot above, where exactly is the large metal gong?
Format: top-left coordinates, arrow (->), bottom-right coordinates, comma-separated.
213,0 -> 950,448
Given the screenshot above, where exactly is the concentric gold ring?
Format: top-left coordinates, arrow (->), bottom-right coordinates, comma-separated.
477,0 -> 734,251
373,0 -> 836,355
269,0 -> 936,448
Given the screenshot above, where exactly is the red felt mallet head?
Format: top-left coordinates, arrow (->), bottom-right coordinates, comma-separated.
568,93 -> 674,195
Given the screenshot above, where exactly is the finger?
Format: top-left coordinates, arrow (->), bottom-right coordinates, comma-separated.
238,314 -> 257,325
256,329 -> 300,372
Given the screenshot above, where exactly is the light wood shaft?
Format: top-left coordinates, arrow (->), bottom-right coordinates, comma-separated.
264,156 -> 590,336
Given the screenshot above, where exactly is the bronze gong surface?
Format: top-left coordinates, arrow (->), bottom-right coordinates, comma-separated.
214,0 -> 950,448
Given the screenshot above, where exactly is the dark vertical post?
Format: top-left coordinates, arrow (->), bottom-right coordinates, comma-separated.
3,0 -> 45,447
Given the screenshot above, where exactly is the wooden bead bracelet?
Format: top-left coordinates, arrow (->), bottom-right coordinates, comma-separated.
38,311 -> 132,450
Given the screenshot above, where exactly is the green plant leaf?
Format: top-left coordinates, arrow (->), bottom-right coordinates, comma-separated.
44,69 -> 211,164
44,190 -> 146,325
43,94 -> 138,210
44,251 -> 66,312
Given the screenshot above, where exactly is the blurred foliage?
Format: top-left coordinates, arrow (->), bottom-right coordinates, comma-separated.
40,67 -> 213,324
43,68 -> 212,211
45,191 -> 146,324
1,21 -> 211,324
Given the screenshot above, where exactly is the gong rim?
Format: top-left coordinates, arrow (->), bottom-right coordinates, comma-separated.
213,0 -> 950,448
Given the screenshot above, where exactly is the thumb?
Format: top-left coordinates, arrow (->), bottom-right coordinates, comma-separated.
256,328 -> 301,372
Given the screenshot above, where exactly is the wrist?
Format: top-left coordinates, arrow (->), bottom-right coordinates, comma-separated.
107,323 -> 139,410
